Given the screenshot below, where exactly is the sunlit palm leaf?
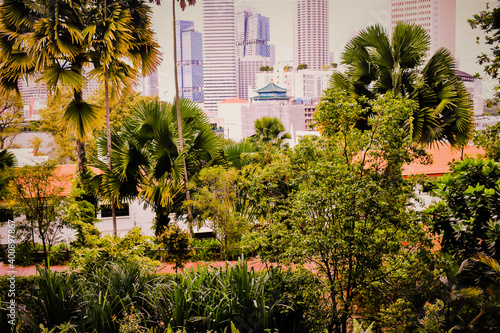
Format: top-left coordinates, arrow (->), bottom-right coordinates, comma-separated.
62,100 -> 103,140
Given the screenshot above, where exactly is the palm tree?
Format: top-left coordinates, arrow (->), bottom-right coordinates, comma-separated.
91,99 -> 222,235
0,0 -> 160,175
332,23 -> 474,148
251,117 -> 291,163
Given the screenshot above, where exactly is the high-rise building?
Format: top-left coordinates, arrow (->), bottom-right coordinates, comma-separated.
203,0 -> 237,120
18,78 -> 47,120
294,0 -> 329,71
238,55 -> 271,101
235,9 -> 273,101
142,70 -> 159,97
176,20 -> 203,102
235,10 -> 271,58
389,0 -> 456,56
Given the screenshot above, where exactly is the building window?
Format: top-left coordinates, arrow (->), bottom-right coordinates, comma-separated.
101,204 -> 130,218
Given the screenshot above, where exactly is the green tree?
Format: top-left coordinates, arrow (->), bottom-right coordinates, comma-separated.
256,92 -> 432,333
188,166 -> 250,261
91,99 -> 222,236
469,2 -> 500,102
0,89 -> 24,149
427,158 -> 500,262
251,117 -> 291,164
0,0 -> 161,180
158,224 -> 192,273
331,23 -> 473,147
474,123 -> 500,161
7,162 -> 66,267
297,63 -> 308,70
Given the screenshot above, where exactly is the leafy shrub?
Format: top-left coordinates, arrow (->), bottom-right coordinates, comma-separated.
70,227 -> 160,272
48,243 -> 70,265
191,238 -> 220,261
157,225 -> 192,272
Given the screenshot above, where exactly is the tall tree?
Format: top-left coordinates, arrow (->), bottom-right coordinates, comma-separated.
0,89 -> 24,149
332,23 -> 474,148
91,99 -> 221,235
469,2 -> 500,103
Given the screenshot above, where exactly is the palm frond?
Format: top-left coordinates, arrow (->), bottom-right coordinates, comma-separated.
62,100 -> 104,140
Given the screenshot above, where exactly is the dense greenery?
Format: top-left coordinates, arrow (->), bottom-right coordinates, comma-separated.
1,259 -> 321,333
331,22 -> 474,147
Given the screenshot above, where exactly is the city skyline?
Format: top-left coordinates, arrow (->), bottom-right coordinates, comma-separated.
152,0 -> 494,101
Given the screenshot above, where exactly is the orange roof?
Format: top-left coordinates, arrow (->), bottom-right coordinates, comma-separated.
219,98 -> 249,104
54,164 -> 100,197
403,145 -> 486,177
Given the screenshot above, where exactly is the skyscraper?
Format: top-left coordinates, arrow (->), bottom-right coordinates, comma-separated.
235,9 -> 273,101
389,0 -> 456,56
142,70 -> 159,97
203,0 -> 237,119
294,0 -> 329,71
176,20 -> 203,102
236,10 -> 271,58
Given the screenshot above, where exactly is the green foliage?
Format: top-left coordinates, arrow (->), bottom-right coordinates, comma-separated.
427,158 -> 500,261
91,99 -> 222,235
474,123 -> 500,161
469,2 -> 500,102
188,166 -> 251,260
259,66 -> 274,72
0,89 -> 24,149
7,162 -> 67,267
158,225 -> 192,273
191,238 -> 220,261
332,22 -> 474,147
297,63 -> 308,70
69,227 -> 159,272
250,117 -> 291,164
253,92 -> 434,333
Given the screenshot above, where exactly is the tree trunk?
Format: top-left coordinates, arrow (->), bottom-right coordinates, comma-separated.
76,139 -> 86,175
172,0 -> 193,222
103,0 -> 117,236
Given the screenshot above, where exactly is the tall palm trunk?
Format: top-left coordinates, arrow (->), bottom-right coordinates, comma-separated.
74,89 -> 87,175
172,0 -> 193,222
104,0 -> 117,236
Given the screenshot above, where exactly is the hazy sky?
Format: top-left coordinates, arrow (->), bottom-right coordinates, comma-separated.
150,0 -> 494,101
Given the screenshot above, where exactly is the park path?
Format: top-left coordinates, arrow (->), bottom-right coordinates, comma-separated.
0,259 -> 275,276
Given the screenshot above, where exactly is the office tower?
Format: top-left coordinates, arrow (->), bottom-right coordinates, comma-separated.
235,9 -> 273,101
236,10 -> 271,58
294,0 -> 329,71
142,70 -> 159,97
389,0 -> 456,56
238,56 -> 271,101
17,78 -> 47,120
176,20 -> 203,102
203,0 -> 237,119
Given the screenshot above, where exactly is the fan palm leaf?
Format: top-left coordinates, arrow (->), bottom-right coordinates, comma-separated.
332,22 -> 474,148
62,100 -> 103,141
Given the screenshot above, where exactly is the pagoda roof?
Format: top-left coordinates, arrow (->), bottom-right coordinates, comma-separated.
256,82 -> 288,93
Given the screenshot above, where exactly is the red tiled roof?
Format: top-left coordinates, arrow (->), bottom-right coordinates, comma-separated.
219,98 -> 249,104
53,165 -> 100,197
403,146 -> 486,177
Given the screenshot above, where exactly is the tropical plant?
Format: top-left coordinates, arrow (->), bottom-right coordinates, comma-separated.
427,158 -> 500,261
0,89 -> 24,149
469,1 -> 500,103
187,166 -> 252,260
251,117 -> 291,164
91,99 -> 222,236
158,225 -> 192,273
474,122 -> 500,161
331,23 -> 474,147
0,0 -> 161,180
6,162 -> 66,267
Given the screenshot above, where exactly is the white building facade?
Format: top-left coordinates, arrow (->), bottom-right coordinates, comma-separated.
202,0 -> 237,121
294,0 -> 330,71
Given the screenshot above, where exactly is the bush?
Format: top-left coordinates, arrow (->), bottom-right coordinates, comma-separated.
157,225 -> 192,272
69,227 -> 160,272
48,243 -> 70,266
191,238 -> 220,261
